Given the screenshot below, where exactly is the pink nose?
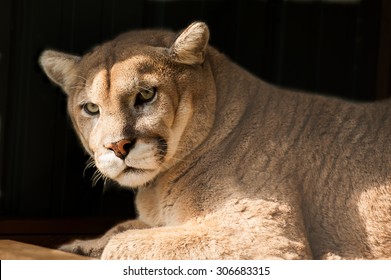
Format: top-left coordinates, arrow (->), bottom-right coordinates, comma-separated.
104,139 -> 134,159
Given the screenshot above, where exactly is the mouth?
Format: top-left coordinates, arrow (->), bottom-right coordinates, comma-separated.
114,165 -> 160,187
95,137 -> 166,187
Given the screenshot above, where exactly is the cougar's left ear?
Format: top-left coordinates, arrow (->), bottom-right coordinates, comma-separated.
169,22 -> 210,65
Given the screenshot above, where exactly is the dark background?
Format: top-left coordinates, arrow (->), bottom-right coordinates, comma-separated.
0,0 -> 390,224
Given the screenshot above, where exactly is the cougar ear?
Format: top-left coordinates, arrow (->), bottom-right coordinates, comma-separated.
169,22 -> 210,65
39,50 -> 81,95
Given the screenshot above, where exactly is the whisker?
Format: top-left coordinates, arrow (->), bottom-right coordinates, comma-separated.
68,86 -> 85,91
92,169 -> 106,187
83,157 -> 108,187
68,74 -> 88,82
83,157 -> 96,177
136,85 -> 154,93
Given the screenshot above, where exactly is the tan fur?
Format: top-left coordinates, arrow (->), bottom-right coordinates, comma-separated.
39,22 -> 391,259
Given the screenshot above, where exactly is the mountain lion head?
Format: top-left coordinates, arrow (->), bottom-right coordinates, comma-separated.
39,22 -> 215,187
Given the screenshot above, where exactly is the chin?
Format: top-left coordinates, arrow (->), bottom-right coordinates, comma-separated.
114,168 -> 161,188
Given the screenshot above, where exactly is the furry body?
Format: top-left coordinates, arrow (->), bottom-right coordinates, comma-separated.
39,23 -> 391,259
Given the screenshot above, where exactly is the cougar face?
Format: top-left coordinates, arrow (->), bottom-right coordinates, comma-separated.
68,47 -> 195,186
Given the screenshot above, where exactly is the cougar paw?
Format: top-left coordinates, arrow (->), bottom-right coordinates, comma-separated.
58,238 -> 105,259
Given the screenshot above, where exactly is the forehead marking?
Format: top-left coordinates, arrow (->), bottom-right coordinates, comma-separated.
110,55 -> 155,93
90,69 -> 109,97
88,55 -> 158,98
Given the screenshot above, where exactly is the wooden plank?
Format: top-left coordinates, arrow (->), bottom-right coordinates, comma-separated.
0,239 -> 94,260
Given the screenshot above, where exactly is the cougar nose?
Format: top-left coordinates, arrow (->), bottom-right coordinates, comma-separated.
104,139 -> 134,159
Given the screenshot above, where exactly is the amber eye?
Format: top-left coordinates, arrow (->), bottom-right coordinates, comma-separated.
136,87 -> 157,105
83,102 -> 100,115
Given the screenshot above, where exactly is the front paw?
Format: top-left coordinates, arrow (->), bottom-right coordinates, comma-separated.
59,238 -> 106,259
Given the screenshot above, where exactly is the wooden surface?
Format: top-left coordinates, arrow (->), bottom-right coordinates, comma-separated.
0,239 -> 94,260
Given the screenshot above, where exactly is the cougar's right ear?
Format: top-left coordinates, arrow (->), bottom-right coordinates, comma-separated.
39,50 -> 81,95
